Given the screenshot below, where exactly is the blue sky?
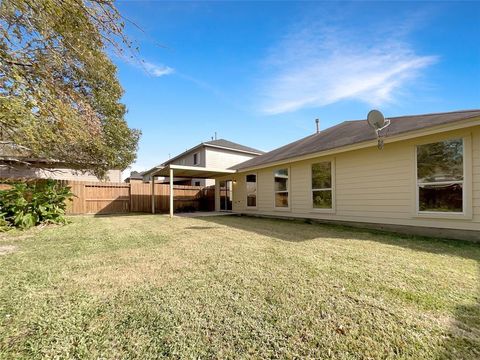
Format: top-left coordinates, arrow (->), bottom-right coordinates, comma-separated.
114,1 -> 480,175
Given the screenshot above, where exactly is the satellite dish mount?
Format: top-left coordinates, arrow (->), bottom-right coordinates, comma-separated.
367,109 -> 390,150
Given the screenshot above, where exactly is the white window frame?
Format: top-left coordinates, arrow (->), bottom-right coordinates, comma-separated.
273,167 -> 290,210
310,159 -> 335,213
414,135 -> 472,219
193,152 -> 200,165
245,173 -> 257,209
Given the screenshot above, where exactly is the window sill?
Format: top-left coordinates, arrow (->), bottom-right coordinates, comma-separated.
310,208 -> 336,214
414,211 -> 472,220
273,207 -> 291,212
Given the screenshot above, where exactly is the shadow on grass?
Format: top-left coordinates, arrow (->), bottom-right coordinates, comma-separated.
439,263 -> 480,358
197,214 -> 480,260
184,226 -> 223,230
197,214 -> 480,358
438,260 -> 480,359
92,212 -> 159,218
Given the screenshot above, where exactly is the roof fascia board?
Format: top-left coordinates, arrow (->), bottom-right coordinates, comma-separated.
151,164 -> 236,176
236,117 -> 480,173
169,164 -> 236,173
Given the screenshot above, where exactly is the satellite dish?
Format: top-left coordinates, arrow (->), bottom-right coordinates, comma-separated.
367,109 -> 385,130
367,109 -> 390,150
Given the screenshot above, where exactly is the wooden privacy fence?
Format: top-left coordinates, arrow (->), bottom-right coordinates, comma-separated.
59,181 -> 215,215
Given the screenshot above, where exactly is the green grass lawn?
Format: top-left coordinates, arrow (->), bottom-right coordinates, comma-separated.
0,215 -> 479,359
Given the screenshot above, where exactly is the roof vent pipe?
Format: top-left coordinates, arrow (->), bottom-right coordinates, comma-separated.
315,118 -> 320,134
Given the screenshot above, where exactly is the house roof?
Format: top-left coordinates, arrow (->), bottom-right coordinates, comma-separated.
162,138 -> 264,167
143,138 -> 264,176
0,141 -> 32,159
126,171 -> 144,180
202,139 -> 265,155
0,141 -> 123,170
232,109 -> 480,171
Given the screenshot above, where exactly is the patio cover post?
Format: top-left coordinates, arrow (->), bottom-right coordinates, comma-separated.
151,175 -> 155,214
169,168 -> 174,218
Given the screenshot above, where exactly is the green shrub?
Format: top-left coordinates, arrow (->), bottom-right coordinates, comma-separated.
0,216 -> 10,232
0,180 -> 74,229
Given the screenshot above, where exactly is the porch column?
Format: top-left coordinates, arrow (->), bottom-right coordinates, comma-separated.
169,168 -> 174,218
151,175 -> 155,214
214,179 -> 220,211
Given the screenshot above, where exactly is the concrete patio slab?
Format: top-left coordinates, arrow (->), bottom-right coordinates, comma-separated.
174,211 -> 233,218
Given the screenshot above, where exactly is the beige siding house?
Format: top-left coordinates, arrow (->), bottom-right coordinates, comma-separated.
143,139 -> 264,186
215,110 -> 480,241
205,147 -> 258,170
1,141 -> 122,182
0,165 -> 122,182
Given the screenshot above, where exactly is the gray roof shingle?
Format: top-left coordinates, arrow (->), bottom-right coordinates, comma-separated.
232,109 -> 480,170
203,139 -> 264,154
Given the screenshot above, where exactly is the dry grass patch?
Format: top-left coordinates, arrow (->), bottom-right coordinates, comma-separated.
0,245 -> 17,256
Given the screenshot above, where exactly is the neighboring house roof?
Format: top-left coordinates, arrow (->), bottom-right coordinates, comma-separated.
233,109 -> 480,171
143,138 -> 264,176
130,171 -> 144,179
0,141 -> 32,159
126,171 -> 144,180
0,141 -> 123,170
0,141 -> 63,166
202,139 -> 265,155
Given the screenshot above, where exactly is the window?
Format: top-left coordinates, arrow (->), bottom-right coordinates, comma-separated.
311,162 -> 332,209
246,174 -> 257,207
193,153 -> 199,165
274,168 -> 289,208
416,138 -> 464,213
194,181 -> 201,186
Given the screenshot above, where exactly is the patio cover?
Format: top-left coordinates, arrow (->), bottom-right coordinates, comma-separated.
149,164 -> 236,217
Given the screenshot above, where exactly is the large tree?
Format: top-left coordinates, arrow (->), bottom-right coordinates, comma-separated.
0,0 -> 140,178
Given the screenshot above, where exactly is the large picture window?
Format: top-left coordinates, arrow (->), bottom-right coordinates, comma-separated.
246,174 -> 257,207
416,138 -> 464,213
274,168 -> 289,208
311,162 -> 332,209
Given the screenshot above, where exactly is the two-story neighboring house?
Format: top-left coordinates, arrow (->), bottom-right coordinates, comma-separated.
142,139 -> 264,186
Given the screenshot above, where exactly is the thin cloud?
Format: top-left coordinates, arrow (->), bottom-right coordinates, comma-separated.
143,61 -> 175,77
260,21 -> 438,114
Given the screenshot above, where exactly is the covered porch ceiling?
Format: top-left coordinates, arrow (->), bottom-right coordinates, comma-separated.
151,164 -> 236,179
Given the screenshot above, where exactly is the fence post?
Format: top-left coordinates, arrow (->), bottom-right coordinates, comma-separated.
128,183 -> 131,212
151,176 -> 155,214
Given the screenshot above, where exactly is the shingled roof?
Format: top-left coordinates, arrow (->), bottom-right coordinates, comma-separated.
141,138 -> 265,176
233,109 -> 480,171
203,139 -> 265,155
